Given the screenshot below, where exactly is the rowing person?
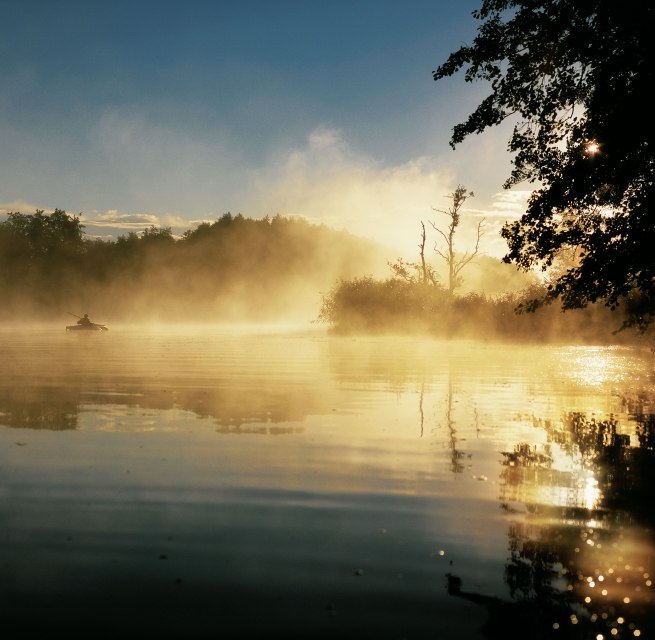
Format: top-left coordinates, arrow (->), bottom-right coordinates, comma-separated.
77,313 -> 93,326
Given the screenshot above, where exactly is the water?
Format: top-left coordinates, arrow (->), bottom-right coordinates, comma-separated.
1,324 -> 654,639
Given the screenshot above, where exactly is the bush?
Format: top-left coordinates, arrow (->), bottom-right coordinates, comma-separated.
317,277 -> 639,343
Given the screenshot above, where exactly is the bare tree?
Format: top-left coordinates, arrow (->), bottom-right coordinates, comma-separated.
431,185 -> 484,295
388,221 -> 439,286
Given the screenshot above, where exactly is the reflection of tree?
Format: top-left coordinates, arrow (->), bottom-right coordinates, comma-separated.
635,413 -> 655,449
446,561 -> 578,640
560,412 -> 629,462
444,378 -> 466,474
560,412 -> 655,526
499,411 -> 655,527
0,387 -> 79,430
500,515 -> 654,640
447,410 -> 655,639
423,369 -> 472,473
0,383 -> 319,434
451,506 -> 655,639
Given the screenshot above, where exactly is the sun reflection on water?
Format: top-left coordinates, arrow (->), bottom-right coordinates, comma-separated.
583,473 -> 601,511
562,348 -> 627,388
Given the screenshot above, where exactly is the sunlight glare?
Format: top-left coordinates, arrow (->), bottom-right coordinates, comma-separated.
563,348 -> 623,388
586,141 -> 600,155
584,473 -> 601,510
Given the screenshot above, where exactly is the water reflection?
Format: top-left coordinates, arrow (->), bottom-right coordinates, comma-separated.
1,327 -> 654,639
0,385 -> 79,430
0,379 -> 322,433
487,409 -> 655,638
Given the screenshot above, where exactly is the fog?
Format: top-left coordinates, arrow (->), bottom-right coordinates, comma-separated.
0,210 -> 644,346
0,214 -> 378,323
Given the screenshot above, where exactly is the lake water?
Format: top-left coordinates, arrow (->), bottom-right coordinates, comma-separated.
1,324 -> 654,639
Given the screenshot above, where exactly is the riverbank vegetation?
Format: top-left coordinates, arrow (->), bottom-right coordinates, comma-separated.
0,210 -> 388,323
0,208 -> 648,343
316,276 -> 640,344
315,184 -> 644,344
433,1 -> 654,333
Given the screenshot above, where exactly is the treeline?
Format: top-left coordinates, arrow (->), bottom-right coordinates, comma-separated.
0,209 -> 643,342
0,209 -> 388,322
316,276 -> 642,344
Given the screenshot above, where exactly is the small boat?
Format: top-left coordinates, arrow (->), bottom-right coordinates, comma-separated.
66,323 -> 109,331
66,313 -> 108,331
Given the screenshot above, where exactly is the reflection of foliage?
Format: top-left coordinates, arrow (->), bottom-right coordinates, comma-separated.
458,492 -> 654,638
634,413 -> 655,450
619,394 -> 655,450
447,558 -> 583,640
0,387 -> 79,430
496,515 -> 654,640
563,412 -> 629,463
501,443 -> 553,468
0,383 -> 318,433
560,412 -> 655,525
499,443 -> 569,508
506,522 -> 561,602
458,410 -> 655,638
503,412 -> 655,526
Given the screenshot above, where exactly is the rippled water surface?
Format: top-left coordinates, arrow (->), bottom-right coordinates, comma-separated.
1,324 -> 654,639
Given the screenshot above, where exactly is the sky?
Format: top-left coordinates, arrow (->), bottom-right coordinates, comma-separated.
1,0 -> 530,259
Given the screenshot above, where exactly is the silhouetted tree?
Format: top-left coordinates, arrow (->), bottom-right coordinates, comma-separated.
431,185 -> 483,294
140,225 -> 174,243
1,209 -> 85,262
434,1 -> 654,331
388,222 -> 440,286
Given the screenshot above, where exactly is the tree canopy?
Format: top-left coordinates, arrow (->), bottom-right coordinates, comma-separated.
0,211 -> 387,322
433,0 -> 654,331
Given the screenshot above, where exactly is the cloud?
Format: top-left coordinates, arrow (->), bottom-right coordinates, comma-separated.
0,201 -> 50,216
1,123 -> 529,259
245,126 -> 524,258
79,209 -> 214,240
468,189 -> 532,258
88,210 -> 161,227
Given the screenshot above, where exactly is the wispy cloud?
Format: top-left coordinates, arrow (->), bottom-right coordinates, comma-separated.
1,124 -> 528,258
246,126 -> 524,257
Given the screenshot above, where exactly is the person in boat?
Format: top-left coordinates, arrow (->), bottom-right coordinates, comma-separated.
77,313 -> 93,327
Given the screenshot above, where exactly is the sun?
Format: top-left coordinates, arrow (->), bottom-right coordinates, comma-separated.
585,141 -> 600,155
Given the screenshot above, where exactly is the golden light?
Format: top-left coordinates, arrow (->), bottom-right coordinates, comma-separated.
584,474 -> 601,510
586,141 -> 601,155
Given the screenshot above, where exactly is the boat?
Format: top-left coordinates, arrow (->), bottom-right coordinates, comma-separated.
66,323 -> 109,331
66,313 -> 108,331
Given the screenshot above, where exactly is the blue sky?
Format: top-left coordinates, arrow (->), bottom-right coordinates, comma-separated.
1,0 -> 529,257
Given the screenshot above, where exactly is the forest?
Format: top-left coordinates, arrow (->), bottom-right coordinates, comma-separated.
0,209 -> 386,324
0,208 -> 643,344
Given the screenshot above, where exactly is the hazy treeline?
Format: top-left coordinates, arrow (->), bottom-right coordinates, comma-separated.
0,209 -> 643,342
317,276 -> 640,344
0,210 -> 388,322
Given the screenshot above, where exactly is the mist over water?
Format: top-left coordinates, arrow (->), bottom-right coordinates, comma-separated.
1,324 -> 654,638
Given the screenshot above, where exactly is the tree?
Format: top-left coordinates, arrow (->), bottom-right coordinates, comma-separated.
431,185 -> 483,294
1,209 -> 85,260
433,1 -> 655,331
0,209 -> 86,281
140,225 -> 174,243
388,221 -> 440,287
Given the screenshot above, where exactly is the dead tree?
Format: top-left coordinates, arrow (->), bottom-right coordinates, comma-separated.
431,185 -> 484,295
388,221 -> 439,286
